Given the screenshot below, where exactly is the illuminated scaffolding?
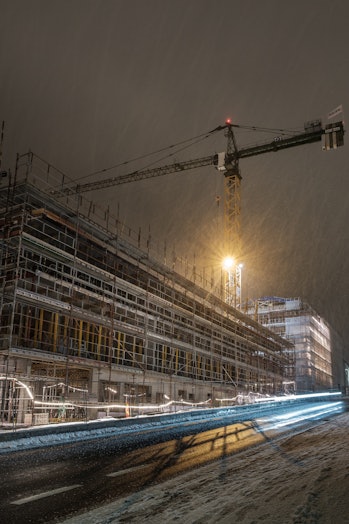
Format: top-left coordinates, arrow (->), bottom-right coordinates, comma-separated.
0,153 -> 292,423
248,297 -> 333,393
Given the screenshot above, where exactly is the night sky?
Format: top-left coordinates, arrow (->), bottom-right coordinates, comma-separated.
1,1 -> 348,370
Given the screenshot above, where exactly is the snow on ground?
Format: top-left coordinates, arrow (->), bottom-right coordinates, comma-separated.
0,418 -> 153,453
63,411 -> 349,524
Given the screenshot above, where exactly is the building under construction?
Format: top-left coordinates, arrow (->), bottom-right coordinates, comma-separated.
247,297 -> 333,393
0,153 -> 292,424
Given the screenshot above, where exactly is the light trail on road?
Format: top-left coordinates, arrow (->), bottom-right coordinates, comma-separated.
257,401 -> 344,431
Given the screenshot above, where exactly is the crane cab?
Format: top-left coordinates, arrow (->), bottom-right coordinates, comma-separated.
214,152 -> 227,172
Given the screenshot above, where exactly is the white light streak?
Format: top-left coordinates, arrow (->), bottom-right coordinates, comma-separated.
259,401 -> 343,431
254,391 -> 341,403
0,376 -> 34,399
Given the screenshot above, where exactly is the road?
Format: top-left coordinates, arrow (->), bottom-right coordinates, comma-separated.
0,399 -> 344,523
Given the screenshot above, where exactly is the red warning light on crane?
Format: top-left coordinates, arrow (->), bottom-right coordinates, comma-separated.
225,118 -> 232,125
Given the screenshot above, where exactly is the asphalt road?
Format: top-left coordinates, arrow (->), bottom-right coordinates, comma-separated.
1,419 -> 270,523
0,399 -> 344,523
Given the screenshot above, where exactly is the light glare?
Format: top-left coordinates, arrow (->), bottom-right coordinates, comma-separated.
222,256 -> 234,270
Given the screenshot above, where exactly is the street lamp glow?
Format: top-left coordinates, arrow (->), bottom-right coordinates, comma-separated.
222,256 -> 234,271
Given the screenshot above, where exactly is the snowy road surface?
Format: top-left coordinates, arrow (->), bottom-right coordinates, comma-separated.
63,411 -> 349,524
0,398 -> 346,523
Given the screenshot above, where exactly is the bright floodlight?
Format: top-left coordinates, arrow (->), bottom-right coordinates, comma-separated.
222,256 -> 234,271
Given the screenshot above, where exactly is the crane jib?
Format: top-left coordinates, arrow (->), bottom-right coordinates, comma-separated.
53,120 -> 344,195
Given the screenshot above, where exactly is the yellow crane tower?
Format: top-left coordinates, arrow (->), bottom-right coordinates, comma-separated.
57,118 -> 345,308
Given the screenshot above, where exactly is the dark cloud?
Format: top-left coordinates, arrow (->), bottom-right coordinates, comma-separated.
1,0 -> 349,366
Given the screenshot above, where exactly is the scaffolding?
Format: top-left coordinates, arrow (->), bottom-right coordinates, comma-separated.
0,152 -> 292,424
248,297 -> 333,393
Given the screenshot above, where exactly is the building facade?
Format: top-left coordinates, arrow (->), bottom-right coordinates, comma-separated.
0,153 -> 291,424
247,297 -> 333,393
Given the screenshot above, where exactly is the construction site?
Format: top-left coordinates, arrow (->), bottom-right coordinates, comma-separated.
0,151 -> 295,424
0,118 -> 344,425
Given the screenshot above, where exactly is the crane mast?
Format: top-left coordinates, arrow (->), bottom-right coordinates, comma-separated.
55,118 -> 344,309
220,118 -> 344,307
223,122 -> 242,307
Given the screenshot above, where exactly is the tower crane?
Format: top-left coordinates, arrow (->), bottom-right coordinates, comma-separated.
57,118 -> 344,308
